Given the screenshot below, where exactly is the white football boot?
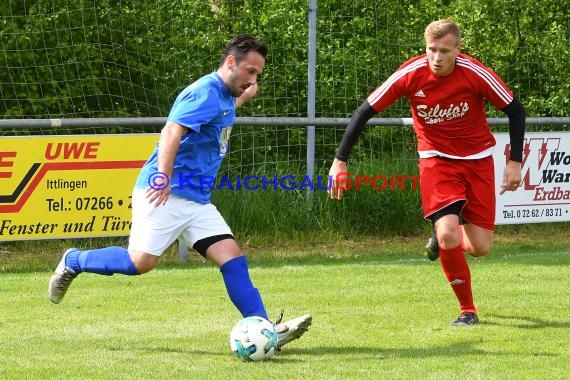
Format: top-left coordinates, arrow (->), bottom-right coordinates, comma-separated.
274,312 -> 312,349
48,248 -> 80,304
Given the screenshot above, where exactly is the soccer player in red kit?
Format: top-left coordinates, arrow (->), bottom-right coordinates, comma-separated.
328,19 -> 525,326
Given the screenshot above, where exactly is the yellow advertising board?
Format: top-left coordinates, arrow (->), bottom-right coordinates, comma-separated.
0,134 -> 158,241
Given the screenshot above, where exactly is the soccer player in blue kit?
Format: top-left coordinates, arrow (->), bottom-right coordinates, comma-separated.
48,35 -> 311,349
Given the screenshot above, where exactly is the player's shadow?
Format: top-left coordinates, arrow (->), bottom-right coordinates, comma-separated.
114,338 -> 557,363
109,345 -> 230,358
484,313 -> 570,329
274,338 -> 557,363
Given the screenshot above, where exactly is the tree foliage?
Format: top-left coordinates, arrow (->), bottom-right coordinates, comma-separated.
1,0 -> 567,120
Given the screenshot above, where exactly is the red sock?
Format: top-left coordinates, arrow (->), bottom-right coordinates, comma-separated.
439,244 -> 477,314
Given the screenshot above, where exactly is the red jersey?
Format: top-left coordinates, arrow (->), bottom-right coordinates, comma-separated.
367,53 -> 513,159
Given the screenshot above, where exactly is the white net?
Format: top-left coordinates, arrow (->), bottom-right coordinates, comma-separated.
1,0 -> 568,170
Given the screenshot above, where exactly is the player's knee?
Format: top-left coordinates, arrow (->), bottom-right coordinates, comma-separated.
437,227 -> 461,249
129,251 -> 159,273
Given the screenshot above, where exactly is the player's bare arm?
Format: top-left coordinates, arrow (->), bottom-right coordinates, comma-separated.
146,120 -> 187,206
328,158 -> 349,199
500,160 -> 522,195
235,83 -> 259,108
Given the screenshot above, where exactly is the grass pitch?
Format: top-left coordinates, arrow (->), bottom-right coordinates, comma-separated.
0,227 -> 569,379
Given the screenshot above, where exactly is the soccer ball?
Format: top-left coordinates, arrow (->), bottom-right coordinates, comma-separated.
229,316 -> 278,361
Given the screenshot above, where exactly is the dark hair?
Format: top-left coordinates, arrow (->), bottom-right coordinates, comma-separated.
219,35 -> 268,67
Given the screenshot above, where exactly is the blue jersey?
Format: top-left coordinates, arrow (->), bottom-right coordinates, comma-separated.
135,72 -> 235,204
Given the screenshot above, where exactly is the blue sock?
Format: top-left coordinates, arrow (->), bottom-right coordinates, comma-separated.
220,256 -> 268,320
65,246 -> 139,276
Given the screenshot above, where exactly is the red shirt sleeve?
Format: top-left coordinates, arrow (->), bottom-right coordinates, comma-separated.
366,56 -> 426,112
455,54 -> 513,109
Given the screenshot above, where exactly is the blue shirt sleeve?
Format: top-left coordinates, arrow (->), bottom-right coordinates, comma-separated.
167,85 -> 219,133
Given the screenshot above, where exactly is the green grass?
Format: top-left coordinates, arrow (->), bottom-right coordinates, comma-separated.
1,226 -> 569,379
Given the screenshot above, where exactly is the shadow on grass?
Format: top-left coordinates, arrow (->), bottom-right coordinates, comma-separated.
484,314 -> 570,329
2,247 -> 570,273
113,337 -> 557,362
274,340 -> 558,361
1,226 -> 570,273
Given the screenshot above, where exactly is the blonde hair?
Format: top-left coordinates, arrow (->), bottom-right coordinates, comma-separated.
424,19 -> 461,43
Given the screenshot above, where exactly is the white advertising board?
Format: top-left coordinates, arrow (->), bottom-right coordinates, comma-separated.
494,132 -> 570,224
